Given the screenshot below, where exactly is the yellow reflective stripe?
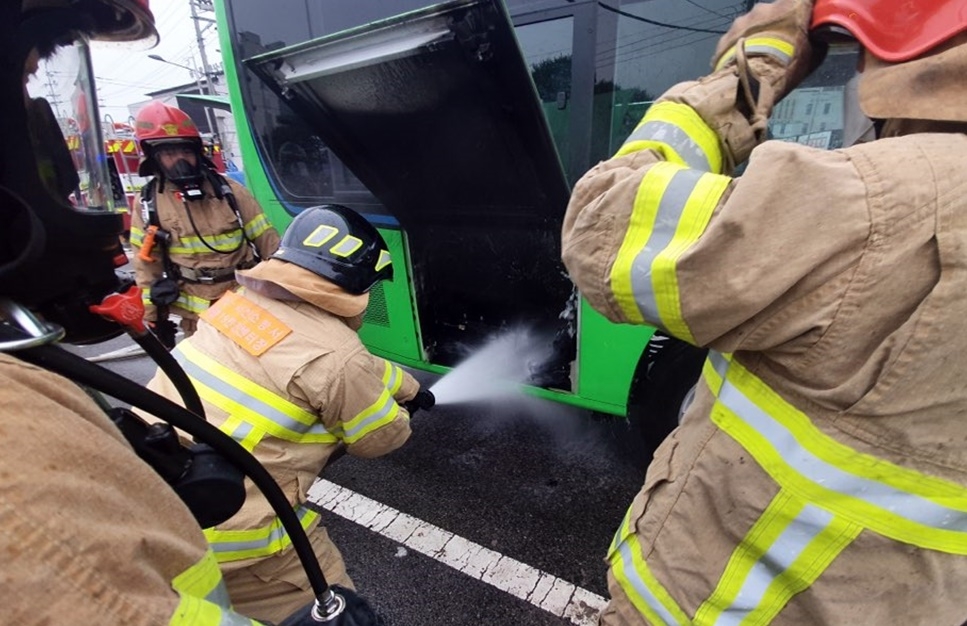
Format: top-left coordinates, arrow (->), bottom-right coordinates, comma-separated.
176,293 -> 212,314
343,387 -> 403,444
142,289 -> 209,313
694,490 -> 860,625
168,230 -> 244,254
715,36 -> 795,70
608,506 -> 690,625
174,341 -> 338,444
221,414 -> 262,452
243,214 -> 272,240
610,162 -> 730,340
612,162 -> 677,325
130,226 -> 145,247
705,352 -> 967,554
616,101 -> 723,174
205,505 -> 319,562
169,549 -> 256,625
382,360 -> 404,395
171,549 -> 223,600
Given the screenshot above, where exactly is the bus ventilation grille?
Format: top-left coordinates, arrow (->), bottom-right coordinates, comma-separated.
363,281 -> 390,327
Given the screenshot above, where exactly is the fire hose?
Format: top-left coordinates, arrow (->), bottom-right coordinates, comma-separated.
1,292 -> 402,624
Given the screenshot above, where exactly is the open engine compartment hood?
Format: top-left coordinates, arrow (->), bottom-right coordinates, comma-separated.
245,0 -> 576,383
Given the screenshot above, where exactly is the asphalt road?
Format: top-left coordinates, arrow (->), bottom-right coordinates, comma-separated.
71,334 -> 650,625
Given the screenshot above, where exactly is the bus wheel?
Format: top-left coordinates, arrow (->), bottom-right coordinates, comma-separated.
626,332 -> 707,464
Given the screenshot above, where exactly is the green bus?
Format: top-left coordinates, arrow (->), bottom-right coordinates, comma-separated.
212,0 -> 856,455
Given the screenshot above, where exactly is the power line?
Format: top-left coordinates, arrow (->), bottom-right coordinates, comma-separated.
680,0 -> 742,20
596,1 -> 727,34
523,8 -> 729,67
595,10 -> 726,60
594,11 -> 726,68
597,29 -> 714,71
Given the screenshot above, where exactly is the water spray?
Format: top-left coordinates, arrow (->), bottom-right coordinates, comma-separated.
429,327 -> 555,406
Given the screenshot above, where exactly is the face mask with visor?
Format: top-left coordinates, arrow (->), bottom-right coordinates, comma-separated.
2,14 -> 130,345
149,139 -> 205,197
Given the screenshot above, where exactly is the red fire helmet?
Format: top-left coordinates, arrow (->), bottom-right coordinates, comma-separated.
811,0 -> 967,62
134,101 -> 201,151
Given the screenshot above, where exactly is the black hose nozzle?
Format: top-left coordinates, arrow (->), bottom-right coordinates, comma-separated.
403,388 -> 435,415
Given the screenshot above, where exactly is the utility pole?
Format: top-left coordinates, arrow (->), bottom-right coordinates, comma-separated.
43,70 -> 63,118
189,0 -> 220,140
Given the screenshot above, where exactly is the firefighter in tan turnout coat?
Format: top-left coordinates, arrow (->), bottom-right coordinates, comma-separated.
130,101 -> 280,346
561,0 -> 967,623
145,204 -> 432,624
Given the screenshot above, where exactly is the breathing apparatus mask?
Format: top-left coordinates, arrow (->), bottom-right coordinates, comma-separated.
147,139 -> 206,199
2,7 -> 130,344
3,0 -> 250,547
1,8 -> 375,621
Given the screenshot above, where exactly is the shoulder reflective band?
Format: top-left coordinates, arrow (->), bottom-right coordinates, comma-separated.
243,214 -> 272,240
382,359 -> 404,396
205,505 -> 319,563
607,506 -> 691,625
694,490 -> 860,625
173,341 -> 339,447
715,36 -> 795,71
610,161 -> 731,341
704,352 -> 967,553
342,386 -> 403,444
616,101 -> 724,174
168,229 -> 245,255
169,549 -> 258,625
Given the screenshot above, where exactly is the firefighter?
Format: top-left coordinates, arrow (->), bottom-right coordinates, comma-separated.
130,101 -> 281,348
2,1 -> 341,624
561,0 -> 967,623
143,204 -> 434,624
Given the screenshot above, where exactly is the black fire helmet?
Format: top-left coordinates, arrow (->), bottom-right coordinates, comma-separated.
271,205 -> 393,295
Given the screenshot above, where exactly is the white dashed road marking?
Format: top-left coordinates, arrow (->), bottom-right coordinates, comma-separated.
307,479 -> 606,625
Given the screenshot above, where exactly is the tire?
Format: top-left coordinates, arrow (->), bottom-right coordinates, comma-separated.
626,332 -> 708,464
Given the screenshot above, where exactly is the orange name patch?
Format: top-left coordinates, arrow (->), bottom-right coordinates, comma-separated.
200,291 -> 292,356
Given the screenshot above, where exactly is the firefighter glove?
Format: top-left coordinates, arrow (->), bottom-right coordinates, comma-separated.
656,0 -> 827,172
278,586 -> 384,626
403,388 -> 435,415
149,276 -> 180,307
712,0 -> 826,105
148,319 -> 178,350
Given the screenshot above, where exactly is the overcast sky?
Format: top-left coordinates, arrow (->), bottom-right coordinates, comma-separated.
89,0 -> 223,121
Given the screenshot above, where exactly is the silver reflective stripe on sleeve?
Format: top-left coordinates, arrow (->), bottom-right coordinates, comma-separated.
629,168 -> 707,323
624,121 -> 712,171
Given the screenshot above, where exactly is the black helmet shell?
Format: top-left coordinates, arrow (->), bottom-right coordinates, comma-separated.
272,205 -> 393,294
